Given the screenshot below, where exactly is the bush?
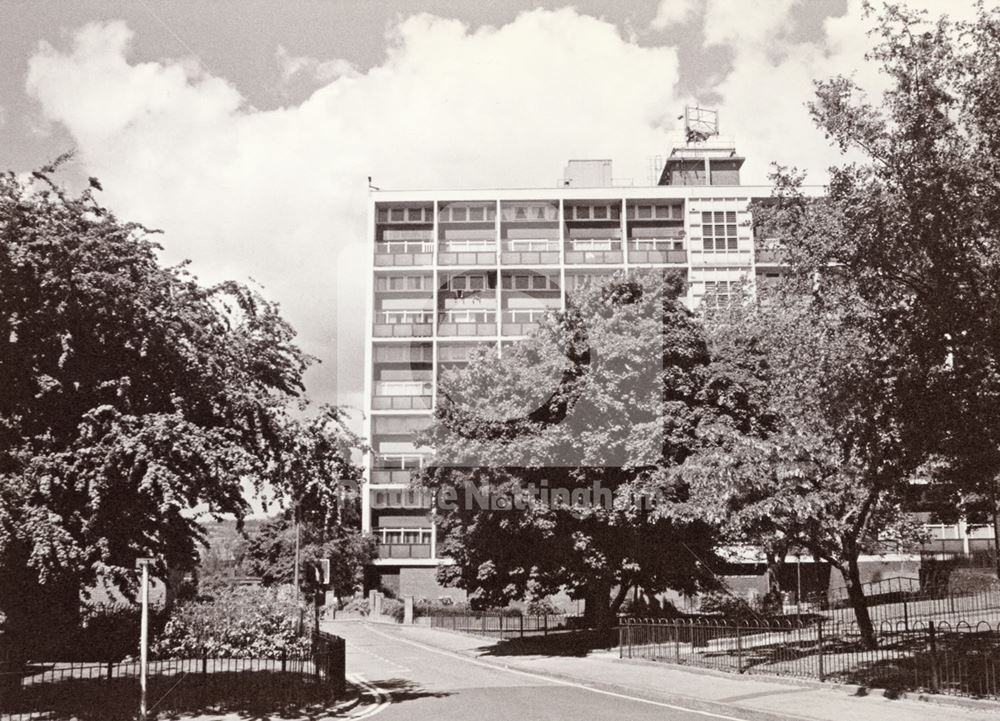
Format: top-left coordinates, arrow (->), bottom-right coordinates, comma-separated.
340,597 -> 370,616
525,599 -> 564,616
382,598 -> 405,623
151,586 -> 308,659
698,591 -> 757,619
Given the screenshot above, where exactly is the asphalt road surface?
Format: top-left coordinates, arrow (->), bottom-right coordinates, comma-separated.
335,622 -> 799,721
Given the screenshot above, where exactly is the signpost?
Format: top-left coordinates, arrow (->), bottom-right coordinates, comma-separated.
135,557 -> 155,721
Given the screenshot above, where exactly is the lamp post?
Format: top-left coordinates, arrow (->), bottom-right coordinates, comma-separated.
135,557 -> 155,721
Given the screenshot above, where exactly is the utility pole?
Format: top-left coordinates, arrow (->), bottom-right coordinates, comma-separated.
796,553 -> 803,619
136,557 -> 155,721
293,506 -> 301,599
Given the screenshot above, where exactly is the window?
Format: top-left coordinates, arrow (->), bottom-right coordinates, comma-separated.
446,273 -> 490,292
469,206 -> 485,221
703,280 -> 736,309
391,208 -> 405,222
701,211 -> 739,251
592,205 -> 608,220
452,207 -> 467,222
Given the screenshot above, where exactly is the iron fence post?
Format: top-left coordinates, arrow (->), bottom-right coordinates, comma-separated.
817,621 -> 825,682
499,613 -> 503,639
736,625 -> 743,673
520,615 -> 524,639
928,621 -> 939,693
544,614 -> 548,636
903,599 -> 909,632
675,624 -> 681,664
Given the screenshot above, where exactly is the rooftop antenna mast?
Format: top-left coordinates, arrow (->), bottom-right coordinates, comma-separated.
680,106 -> 719,144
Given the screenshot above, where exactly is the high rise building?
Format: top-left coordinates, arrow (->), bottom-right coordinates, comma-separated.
361,121 -> 800,597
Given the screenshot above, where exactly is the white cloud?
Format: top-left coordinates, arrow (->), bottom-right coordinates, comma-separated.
25,11 -> 684,412
28,3 -> 997,415
650,0 -> 697,30
275,45 -> 358,84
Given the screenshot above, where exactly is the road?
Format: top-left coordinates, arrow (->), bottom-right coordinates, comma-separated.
333,622 -> 795,721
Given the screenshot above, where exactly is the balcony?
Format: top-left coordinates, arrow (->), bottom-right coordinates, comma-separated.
376,527 -> 432,559
438,239 -> 496,266
375,239 -> 434,267
438,309 -> 496,337
371,454 -> 425,484
755,247 -> 787,265
373,310 -> 434,338
564,239 -> 623,265
372,380 -> 433,411
501,309 -> 547,337
628,240 -> 687,264
500,239 -> 560,265
376,541 -> 432,559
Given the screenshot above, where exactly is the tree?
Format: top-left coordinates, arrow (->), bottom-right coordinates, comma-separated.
245,514 -> 375,601
0,162 -> 355,658
683,285 -> 926,648
761,2 -> 1000,576
415,272 -> 771,631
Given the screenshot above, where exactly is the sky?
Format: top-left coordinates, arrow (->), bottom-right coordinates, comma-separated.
0,0 -> 989,426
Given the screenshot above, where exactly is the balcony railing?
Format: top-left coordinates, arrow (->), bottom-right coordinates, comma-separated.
755,247 -> 787,265
627,240 -> 687,264
500,239 -> 560,265
375,240 -> 435,267
438,239 -> 496,266
438,309 -> 496,337
373,310 -> 434,338
371,454 -> 425,484
376,542 -> 432,559
501,309 -> 548,336
564,239 -> 623,265
376,526 -> 433,559
372,381 -> 433,411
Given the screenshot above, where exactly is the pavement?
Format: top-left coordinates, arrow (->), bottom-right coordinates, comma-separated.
321,618 -> 1000,721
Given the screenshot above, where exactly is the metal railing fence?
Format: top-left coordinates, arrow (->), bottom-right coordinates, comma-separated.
619,616 -> 1000,699
427,612 -> 577,639
0,633 -> 346,720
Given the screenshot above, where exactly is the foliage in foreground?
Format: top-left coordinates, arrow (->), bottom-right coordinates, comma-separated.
151,580 -> 310,658
0,163 -> 360,658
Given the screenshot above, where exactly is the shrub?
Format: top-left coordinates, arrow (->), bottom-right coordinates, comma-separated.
382,598 -> 405,623
340,597 -> 370,616
698,591 -> 756,619
525,599 -> 564,616
152,586 -> 308,659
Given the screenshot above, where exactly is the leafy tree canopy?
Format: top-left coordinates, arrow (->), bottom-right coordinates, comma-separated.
0,162 -> 358,649
416,271 -> 773,628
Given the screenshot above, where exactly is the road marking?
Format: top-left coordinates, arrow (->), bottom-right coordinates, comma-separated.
346,640 -> 412,672
346,673 -> 392,720
363,624 -> 809,721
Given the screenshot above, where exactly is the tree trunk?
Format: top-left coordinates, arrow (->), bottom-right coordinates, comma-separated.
991,479 -> 1000,581
765,550 -> 785,597
609,583 -> 631,617
842,556 -> 877,650
583,577 -> 614,634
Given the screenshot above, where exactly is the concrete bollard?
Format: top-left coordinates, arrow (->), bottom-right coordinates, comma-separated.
404,595 -> 415,624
